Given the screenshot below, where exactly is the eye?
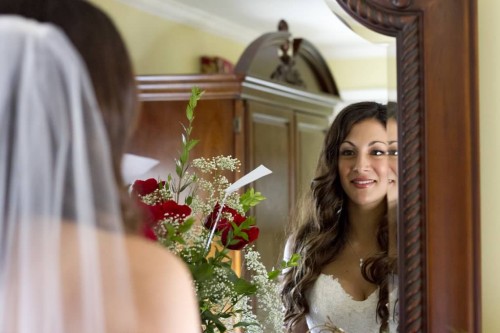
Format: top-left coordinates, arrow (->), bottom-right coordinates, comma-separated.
388,149 -> 398,156
340,149 -> 355,157
371,149 -> 388,156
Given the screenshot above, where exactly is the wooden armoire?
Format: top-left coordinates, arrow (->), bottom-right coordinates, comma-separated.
127,22 -> 341,271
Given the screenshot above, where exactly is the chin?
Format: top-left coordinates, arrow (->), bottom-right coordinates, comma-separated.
351,196 -> 387,209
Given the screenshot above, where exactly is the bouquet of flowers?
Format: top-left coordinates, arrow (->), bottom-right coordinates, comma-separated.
131,87 -> 299,333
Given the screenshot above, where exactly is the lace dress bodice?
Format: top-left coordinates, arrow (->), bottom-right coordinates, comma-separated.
305,274 -> 398,333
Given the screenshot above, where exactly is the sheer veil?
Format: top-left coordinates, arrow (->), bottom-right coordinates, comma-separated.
0,16 -> 137,332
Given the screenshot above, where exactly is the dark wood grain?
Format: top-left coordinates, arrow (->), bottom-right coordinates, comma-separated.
335,0 -> 480,332
128,74 -> 244,181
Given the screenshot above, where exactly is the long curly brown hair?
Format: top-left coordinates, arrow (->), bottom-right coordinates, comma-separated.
281,102 -> 391,332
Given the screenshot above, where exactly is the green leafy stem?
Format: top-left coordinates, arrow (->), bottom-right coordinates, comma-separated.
173,86 -> 204,203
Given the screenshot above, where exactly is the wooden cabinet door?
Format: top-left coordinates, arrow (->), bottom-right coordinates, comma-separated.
295,113 -> 329,198
246,100 -> 295,271
127,98 -> 241,183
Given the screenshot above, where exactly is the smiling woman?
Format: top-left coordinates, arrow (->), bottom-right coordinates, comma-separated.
338,117 -> 389,209
68,0 -> 479,331
281,102 -> 396,333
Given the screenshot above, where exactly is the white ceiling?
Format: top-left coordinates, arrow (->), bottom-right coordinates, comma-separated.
120,0 -> 393,59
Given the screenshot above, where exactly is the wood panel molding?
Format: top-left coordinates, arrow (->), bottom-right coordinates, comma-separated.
136,74 -> 243,101
334,0 -> 480,332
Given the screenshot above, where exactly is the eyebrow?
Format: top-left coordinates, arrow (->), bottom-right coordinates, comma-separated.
342,140 -> 388,147
388,140 -> 398,144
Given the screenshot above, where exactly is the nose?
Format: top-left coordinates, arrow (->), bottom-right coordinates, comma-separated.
353,154 -> 370,172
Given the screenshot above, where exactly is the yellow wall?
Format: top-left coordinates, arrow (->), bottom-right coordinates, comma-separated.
90,0 -> 246,74
478,0 -> 500,331
90,0 -> 388,91
328,57 -> 389,90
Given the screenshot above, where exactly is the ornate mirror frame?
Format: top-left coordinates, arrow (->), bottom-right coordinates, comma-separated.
334,1 -> 480,332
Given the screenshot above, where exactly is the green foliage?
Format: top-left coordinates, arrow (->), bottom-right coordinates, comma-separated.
239,188 -> 266,213
267,253 -> 301,281
136,86 -> 295,332
172,86 -> 203,202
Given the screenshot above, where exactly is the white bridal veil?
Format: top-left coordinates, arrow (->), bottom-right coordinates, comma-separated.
0,16 -> 137,332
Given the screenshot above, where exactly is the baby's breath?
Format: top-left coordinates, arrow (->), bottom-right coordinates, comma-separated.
192,156 -> 241,174
139,154 -> 284,333
135,89 -> 286,333
139,186 -> 172,205
245,246 -> 286,332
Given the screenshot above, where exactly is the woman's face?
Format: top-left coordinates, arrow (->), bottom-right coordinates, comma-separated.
338,118 -> 389,209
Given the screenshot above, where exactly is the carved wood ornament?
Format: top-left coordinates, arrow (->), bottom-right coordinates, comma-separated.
333,0 -> 480,332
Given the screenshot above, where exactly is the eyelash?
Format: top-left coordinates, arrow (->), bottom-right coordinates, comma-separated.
340,150 -> 355,156
372,149 -> 388,156
339,149 -> 388,156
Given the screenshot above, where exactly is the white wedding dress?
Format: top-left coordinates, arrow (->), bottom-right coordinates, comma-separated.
305,274 -> 399,333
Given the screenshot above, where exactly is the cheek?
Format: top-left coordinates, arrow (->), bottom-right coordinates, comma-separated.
337,161 -> 350,186
389,158 -> 398,175
337,160 -> 350,178
374,160 -> 389,179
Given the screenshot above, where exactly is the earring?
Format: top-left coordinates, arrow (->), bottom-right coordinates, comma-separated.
336,200 -> 343,215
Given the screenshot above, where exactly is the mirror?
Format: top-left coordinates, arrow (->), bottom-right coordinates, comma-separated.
325,3 -> 399,331
330,1 -> 480,332
100,0 -> 480,331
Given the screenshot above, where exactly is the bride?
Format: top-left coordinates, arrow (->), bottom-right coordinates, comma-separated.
281,102 -> 398,333
0,15 -> 200,333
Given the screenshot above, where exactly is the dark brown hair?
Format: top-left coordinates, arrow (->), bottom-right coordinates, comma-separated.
48,1 -> 140,231
0,0 -> 140,231
281,102 -> 390,332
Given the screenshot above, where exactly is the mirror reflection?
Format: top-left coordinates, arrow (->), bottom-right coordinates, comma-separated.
89,0 -> 398,331
281,102 -> 398,333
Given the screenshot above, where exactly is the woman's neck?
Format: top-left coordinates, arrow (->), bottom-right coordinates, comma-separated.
346,199 -> 386,244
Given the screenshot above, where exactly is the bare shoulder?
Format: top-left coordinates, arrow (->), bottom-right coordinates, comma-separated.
59,223 -> 200,332
124,235 -> 201,332
124,234 -> 190,278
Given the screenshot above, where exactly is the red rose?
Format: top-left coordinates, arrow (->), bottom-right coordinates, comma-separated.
132,178 -> 159,196
160,200 -> 192,221
134,201 -> 159,241
204,203 -> 245,231
204,203 -> 259,250
221,225 -> 260,250
149,203 -> 168,222
144,200 -> 191,223
141,220 -> 158,241
137,200 -> 191,241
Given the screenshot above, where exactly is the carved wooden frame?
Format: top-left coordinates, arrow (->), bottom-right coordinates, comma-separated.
334,1 -> 480,332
